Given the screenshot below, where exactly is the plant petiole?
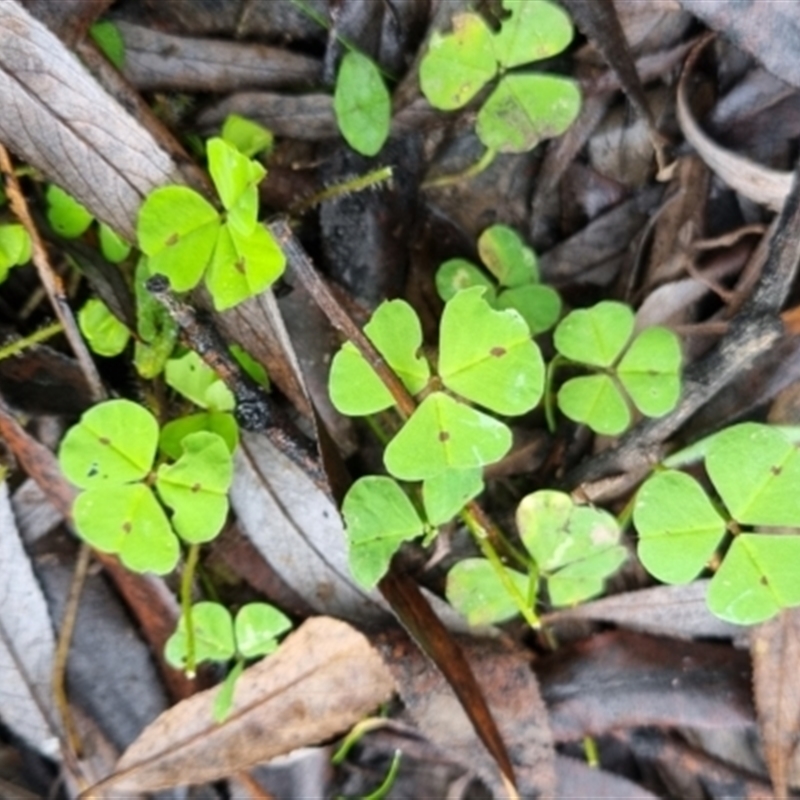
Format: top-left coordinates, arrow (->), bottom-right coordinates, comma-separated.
461,506 -> 540,628
421,147 -> 498,190
180,543 -> 201,678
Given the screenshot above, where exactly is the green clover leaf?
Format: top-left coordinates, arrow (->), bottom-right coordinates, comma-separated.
476,74 -> 581,154
705,423 -> 800,527
160,411 -> 239,460
221,114 -> 274,159
555,301 -> 634,368
435,258 -> 496,303
634,470 -> 727,584
439,286 -> 544,415
329,299 -> 431,415
334,51 -> 391,157
422,467 -> 484,527
165,602 -> 236,668
708,535 -> 800,625
59,399 -> 159,488
155,431 -> 233,543
0,223 -> 31,282
420,13 -> 497,110
138,185 -> 221,292
554,301 -> 681,434
78,298 -> 130,357
384,391 -> 512,481
207,137 -> 265,235
205,222 -> 285,311
556,374 -> 631,436
491,0 -> 575,68
46,185 -> 94,238
165,351 -> 235,412
516,490 -> 626,606
617,327 -> 682,417
234,603 -> 292,659
477,224 -> 538,288
73,483 -> 179,574
446,558 -> 529,626
343,476 -> 425,588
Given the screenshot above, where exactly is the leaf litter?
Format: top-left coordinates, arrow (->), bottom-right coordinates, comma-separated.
5,0 -> 800,796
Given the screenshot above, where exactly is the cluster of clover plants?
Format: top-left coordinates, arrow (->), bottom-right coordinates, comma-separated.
328,219 -> 683,625
329,0 -> 581,168
49,116 -> 292,701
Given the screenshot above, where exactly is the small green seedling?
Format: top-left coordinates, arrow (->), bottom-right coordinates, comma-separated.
446,490 -> 626,625
0,223 -> 31,283
137,137 -> 285,310
420,0 -> 581,154
160,350 -> 241,458
330,287 -> 544,586
58,399 -> 233,574
46,185 -> 131,263
551,301 -> 682,435
221,114 -> 274,159
165,601 -> 291,720
634,422 -> 800,625
436,224 -> 561,335
334,51 -> 391,157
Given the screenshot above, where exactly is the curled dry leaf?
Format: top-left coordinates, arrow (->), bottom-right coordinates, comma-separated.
677,36 -> 792,212
0,1 -> 181,239
89,617 -> 396,797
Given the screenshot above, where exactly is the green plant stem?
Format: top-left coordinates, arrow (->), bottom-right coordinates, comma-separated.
421,148 -> 498,190
291,166 -> 393,216
363,750 -> 402,800
181,543 -> 201,678
461,506 -> 540,628
583,736 -> 600,768
543,355 -> 566,433
331,716 -> 389,765
0,320 -> 63,360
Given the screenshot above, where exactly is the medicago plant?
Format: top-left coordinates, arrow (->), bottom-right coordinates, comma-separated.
328,277 -> 682,625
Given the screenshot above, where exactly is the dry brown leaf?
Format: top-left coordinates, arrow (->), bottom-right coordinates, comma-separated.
87,617 -> 395,797
750,609 -> 800,798
0,1 -> 181,239
545,581 -> 745,642
677,36 -> 792,212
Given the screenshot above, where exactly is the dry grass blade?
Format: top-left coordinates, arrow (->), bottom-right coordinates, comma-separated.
86,617 -> 396,797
